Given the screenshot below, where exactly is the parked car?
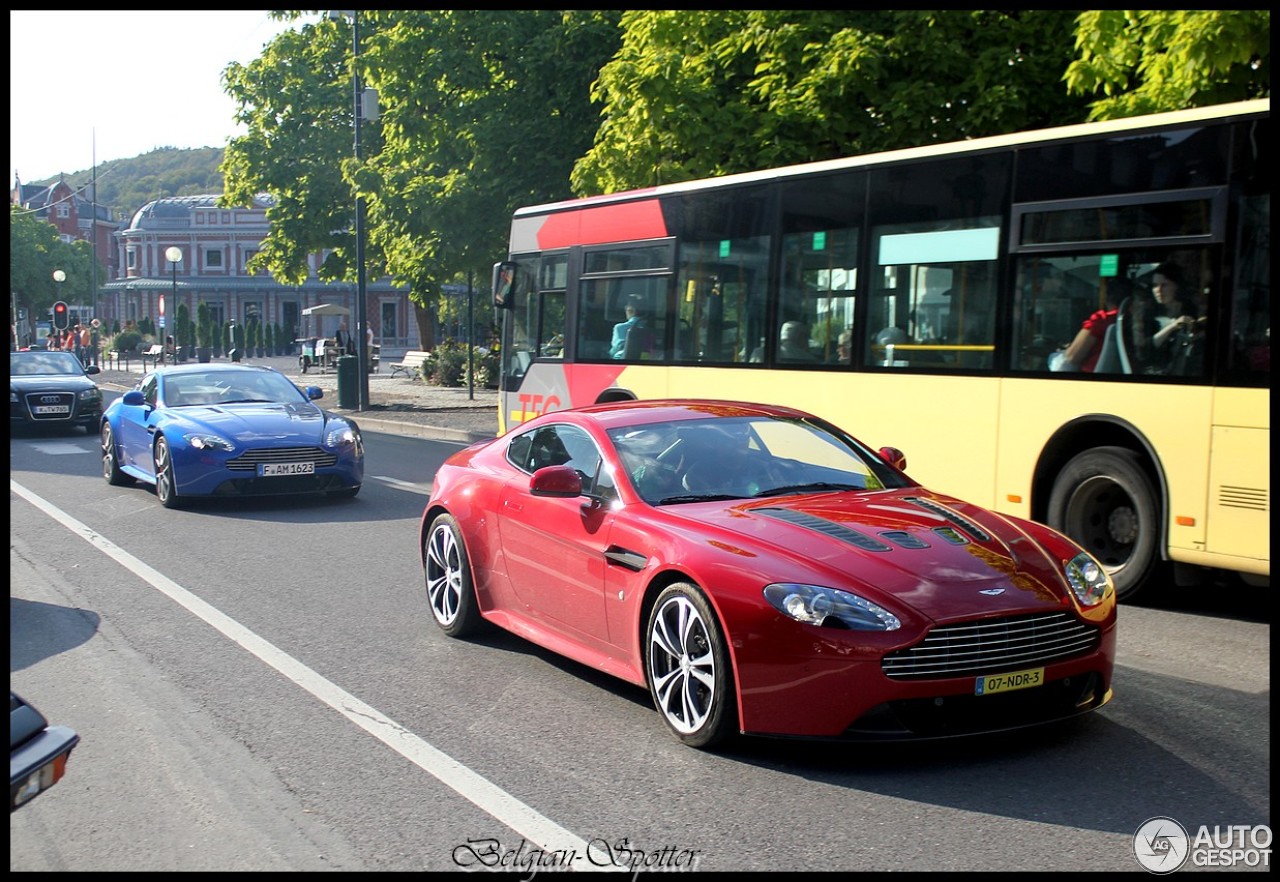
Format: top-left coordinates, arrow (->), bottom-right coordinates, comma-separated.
10,350 -> 103,433
10,692 -> 79,812
420,399 -> 1116,748
100,364 -> 364,508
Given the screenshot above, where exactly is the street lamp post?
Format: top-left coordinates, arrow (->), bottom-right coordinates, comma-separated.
331,8 -> 370,410
166,246 -> 182,365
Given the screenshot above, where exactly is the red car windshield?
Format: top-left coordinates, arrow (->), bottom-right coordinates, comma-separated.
606,416 -> 909,505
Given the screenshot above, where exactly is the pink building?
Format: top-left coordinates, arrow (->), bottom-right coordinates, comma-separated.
105,194 -> 409,348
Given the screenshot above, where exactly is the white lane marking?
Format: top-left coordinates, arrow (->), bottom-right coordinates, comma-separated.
28,441 -> 92,455
371,475 -> 424,489
10,478 -> 602,861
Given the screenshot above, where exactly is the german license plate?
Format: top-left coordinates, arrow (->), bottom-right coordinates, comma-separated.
34,405 -> 70,415
261,462 -> 315,477
975,667 -> 1044,696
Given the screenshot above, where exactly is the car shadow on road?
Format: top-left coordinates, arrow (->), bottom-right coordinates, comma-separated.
10,597 -> 100,673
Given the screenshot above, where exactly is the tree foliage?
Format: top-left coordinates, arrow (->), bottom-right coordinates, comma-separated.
572,10 -> 1089,193
1065,10 -> 1270,119
222,16 -> 353,287
221,10 -> 621,348
9,205 -> 100,320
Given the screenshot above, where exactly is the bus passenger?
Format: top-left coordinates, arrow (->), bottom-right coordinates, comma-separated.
609,299 -> 644,359
1051,279 -> 1127,373
1148,261 -> 1203,374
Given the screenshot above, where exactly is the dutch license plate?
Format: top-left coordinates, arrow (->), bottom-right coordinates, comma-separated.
34,405 -> 71,415
261,462 -> 315,477
975,667 -> 1044,696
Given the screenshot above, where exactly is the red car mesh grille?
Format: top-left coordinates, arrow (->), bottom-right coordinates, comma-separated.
881,612 -> 1099,680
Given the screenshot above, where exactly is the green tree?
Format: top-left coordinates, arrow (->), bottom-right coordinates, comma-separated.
573,11 -> 1087,193
175,303 -> 195,352
196,301 -> 214,349
1065,10 -> 1270,119
9,206 -> 101,326
222,11 -> 620,347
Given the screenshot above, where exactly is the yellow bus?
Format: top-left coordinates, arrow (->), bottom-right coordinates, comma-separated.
492,99 -> 1269,601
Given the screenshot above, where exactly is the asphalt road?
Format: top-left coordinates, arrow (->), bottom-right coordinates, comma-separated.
9,424 -> 1271,872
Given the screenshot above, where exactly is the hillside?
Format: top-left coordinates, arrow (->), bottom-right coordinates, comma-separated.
26,146 -> 226,221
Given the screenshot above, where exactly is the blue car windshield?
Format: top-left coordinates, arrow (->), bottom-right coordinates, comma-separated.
165,370 -> 306,407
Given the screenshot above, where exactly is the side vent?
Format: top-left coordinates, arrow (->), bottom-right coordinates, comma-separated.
1217,484 -> 1268,511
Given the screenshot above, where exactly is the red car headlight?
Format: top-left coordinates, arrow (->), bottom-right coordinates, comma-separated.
1064,552 -> 1113,607
763,583 -> 901,631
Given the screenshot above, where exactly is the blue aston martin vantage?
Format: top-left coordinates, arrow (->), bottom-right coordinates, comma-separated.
100,364 -> 364,508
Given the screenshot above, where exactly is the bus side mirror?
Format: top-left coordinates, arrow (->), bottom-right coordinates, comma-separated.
492,261 -> 516,310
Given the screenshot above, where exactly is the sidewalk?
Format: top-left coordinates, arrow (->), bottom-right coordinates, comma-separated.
93,352 -> 500,444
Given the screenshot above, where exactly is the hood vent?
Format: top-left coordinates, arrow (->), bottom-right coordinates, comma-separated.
932,526 -> 971,546
906,496 -> 991,541
878,530 -> 930,549
755,507 -> 891,552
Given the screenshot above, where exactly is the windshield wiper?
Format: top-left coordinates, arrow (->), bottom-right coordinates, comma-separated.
752,482 -> 861,498
656,493 -> 744,505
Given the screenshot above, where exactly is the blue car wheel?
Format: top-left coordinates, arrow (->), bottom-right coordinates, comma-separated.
101,422 -> 133,486
154,436 -> 182,509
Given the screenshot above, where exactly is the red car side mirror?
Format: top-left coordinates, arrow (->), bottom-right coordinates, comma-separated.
878,446 -> 907,471
529,464 -> 583,498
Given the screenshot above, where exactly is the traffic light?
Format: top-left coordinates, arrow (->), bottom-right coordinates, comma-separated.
52,300 -> 70,331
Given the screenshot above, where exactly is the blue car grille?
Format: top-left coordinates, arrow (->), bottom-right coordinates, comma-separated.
881,612 -> 1099,680
225,446 -> 337,472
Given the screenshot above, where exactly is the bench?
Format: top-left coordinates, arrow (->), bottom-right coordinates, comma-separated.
141,344 -> 166,370
107,349 -> 135,370
389,350 -> 431,380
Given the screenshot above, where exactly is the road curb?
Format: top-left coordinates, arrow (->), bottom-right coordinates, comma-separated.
98,381 -> 494,446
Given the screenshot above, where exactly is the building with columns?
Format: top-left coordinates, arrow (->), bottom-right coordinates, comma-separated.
102,194 -> 411,348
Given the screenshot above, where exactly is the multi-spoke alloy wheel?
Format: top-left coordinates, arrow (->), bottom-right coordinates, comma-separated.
645,582 -> 736,748
424,513 -> 482,637
101,422 -> 132,486
153,436 -> 181,508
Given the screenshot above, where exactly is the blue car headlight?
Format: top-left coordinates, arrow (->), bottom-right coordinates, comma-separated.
1064,552 -> 1112,607
185,433 -> 235,452
763,583 -> 901,631
325,423 -> 359,449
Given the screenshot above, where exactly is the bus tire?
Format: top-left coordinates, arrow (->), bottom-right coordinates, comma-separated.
1048,446 -> 1160,602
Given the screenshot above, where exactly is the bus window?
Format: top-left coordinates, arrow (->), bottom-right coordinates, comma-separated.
538,291 -> 566,359
580,277 -> 667,361
1015,248 -> 1216,378
573,243 -> 671,362
1229,192 -> 1269,379
867,224 -> 1001,370
864,154 -> 1009,370
677,239 -> 768,364
779,172 -> 864,367
780,227 -> 858,366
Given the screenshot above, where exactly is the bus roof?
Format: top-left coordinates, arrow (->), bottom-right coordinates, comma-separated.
513,98 -> 1269,219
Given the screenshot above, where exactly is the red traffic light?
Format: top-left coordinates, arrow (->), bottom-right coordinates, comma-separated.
52,300 -> 70,330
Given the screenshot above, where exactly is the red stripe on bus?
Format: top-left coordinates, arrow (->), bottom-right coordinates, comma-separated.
536,199 -> 667,249
567,364 -> 629,409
